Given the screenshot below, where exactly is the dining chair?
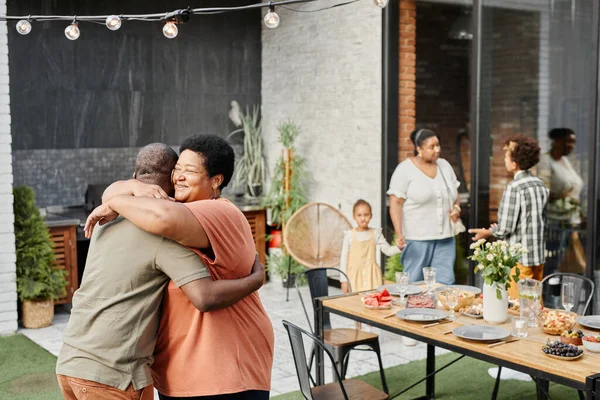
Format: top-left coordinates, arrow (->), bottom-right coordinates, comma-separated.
282,320 -> 389,400
295,267 -> 388,394
540,272 -> 595,315
492,272 -> 594,400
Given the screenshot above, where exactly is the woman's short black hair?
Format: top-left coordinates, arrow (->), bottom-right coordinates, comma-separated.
179,134 -> 235,190
410,129 -> 437,156
504,135 -> 540,171
548,127 -> 575,141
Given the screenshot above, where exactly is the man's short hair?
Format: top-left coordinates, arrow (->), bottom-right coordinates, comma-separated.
134,143 -> 178,190
179,135 -> 235,190
504,135 -> 540,171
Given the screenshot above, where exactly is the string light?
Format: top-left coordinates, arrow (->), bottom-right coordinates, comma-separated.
374,0 -> 389,8
16,19 -> 32,35
0,0 -> 367,36
105,15 -> 121,31
263,4 -> 280,29
162,21 -> 178,39
65,21 -> 80,40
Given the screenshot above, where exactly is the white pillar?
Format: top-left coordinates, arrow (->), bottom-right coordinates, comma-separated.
0,0 -> 17,335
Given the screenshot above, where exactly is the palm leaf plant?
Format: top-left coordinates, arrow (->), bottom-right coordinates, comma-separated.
227,101 -> 265,198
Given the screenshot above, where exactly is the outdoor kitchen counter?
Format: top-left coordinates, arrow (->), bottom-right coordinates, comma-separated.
44,214 -> 80,228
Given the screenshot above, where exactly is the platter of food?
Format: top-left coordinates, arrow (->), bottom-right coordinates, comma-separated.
460,303 -> 483,318
406,293 -> 436,309
362,288 -> 393,309
541,341 -> 583,361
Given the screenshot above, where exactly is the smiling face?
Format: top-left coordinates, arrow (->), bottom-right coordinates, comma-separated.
418,136 -> 441,163
172,150 -> 223,203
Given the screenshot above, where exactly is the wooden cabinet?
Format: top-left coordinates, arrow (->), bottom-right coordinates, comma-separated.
242,209 -> 267,265
49,225 -> 79,304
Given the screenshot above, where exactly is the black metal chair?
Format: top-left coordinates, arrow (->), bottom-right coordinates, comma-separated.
540,272 -> 595,315
282,320 -> 389,400
295,267 -> 388,394
492,272 -> 595,400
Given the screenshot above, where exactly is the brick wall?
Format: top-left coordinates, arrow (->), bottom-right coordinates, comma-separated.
415,2 -> 470,189
0,0 -> 17,335
398,0 -> 416,162
261,0 -> 383,228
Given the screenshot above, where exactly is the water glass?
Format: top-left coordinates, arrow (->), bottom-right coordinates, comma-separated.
445,288 -> 459,320
395,272 -> 410,302
423,267 -> 437,294
562,282 -> 575,314
518,278 -> 542,328
511,316 -> 528,338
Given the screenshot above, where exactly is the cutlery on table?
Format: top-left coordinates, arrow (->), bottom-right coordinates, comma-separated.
488,338 -> 520,348
423,320 -> 452,328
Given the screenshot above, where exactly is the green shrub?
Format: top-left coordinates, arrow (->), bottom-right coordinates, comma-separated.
14,186 -> 67,302
267,252 -> 307,285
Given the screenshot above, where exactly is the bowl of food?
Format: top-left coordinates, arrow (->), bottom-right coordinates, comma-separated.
437,288 -> 475,311
560,329 -> 583,346
539,310 -> 576,335
582,335 -> 600,353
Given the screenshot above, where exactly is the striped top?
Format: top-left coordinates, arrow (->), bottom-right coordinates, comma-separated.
491,170 -> 549,266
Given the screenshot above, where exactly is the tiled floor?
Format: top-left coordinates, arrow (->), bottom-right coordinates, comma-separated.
19,278 -> 443,398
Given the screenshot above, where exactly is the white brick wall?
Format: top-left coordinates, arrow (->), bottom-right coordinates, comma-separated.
0,0 -> 16,335
261,1 -> 383,228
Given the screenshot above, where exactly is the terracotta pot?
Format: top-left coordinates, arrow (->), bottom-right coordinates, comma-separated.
269,229 -> 282,249
22,299 -> 54,329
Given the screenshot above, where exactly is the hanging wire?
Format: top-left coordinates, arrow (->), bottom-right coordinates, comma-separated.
279,0 -> 362,13
0,0 -> 329,22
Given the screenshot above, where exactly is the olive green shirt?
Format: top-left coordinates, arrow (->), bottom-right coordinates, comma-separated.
56,218 -> 210,390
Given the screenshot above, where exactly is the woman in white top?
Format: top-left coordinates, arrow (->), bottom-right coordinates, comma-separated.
537,127 -> 585,274
537,128 -> 583,226
387,129 -> 461,284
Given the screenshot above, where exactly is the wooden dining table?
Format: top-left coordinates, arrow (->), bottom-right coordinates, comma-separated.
314,289 -> 600,400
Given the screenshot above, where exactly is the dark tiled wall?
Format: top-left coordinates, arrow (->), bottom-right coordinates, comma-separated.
13,148 -> 141,207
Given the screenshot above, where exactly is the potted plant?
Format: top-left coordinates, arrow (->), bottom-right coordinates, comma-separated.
384,234 -> 403,283
267,253 -> 306,288
14,186 -> 68,328
262,121 -> 308,230
227,101 -> 265,198
469,239 -> 526,324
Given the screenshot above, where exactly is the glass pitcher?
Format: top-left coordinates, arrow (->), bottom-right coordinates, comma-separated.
518,278 -> 542,327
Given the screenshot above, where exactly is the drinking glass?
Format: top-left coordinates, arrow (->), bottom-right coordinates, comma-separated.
395,272 -> 410,302
562,282 -> 575,314
511,316 -> 528,338
445,288 -> 459,320
518,278 -> 542,328
423,267 -> 437,294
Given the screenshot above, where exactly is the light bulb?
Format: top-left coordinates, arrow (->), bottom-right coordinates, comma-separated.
106,15 -> 122,31
374,0 -> 389,8
163,22 -> 178,39
65,23 -> 80,40
16,20 -> 32,35
263,11 -> 280,29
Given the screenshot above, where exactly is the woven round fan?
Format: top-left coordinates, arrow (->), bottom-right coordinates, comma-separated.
283,202 -> 352,269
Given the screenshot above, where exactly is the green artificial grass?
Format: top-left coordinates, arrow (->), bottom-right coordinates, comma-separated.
272,352 -> 579,400
0,334 -> 62,400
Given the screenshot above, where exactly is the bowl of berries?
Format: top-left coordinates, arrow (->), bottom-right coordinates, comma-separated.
541,340 -> 583,360
560,329 -> 584,346
582,335 -> 600,353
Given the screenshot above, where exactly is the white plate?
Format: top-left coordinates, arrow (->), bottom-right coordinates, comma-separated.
378,284 -> 422,297
435,285 -> 482,295
577,316 -> 600,330
453,325 -> 510,342
396,308 -> 448,322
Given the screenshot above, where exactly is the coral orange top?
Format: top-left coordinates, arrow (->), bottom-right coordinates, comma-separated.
151,198 -> 274,397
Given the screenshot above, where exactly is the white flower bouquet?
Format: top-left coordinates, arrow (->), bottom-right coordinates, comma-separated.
468,239 -> 528,299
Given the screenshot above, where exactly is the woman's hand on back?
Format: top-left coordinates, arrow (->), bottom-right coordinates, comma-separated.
132,181 -> 172,200
84,204 -> 120,238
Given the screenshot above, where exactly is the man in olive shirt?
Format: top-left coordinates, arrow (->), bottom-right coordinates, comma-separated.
56,143 -> 264,399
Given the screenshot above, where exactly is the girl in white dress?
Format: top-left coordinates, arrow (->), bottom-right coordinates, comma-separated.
340,199 -> 400,293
